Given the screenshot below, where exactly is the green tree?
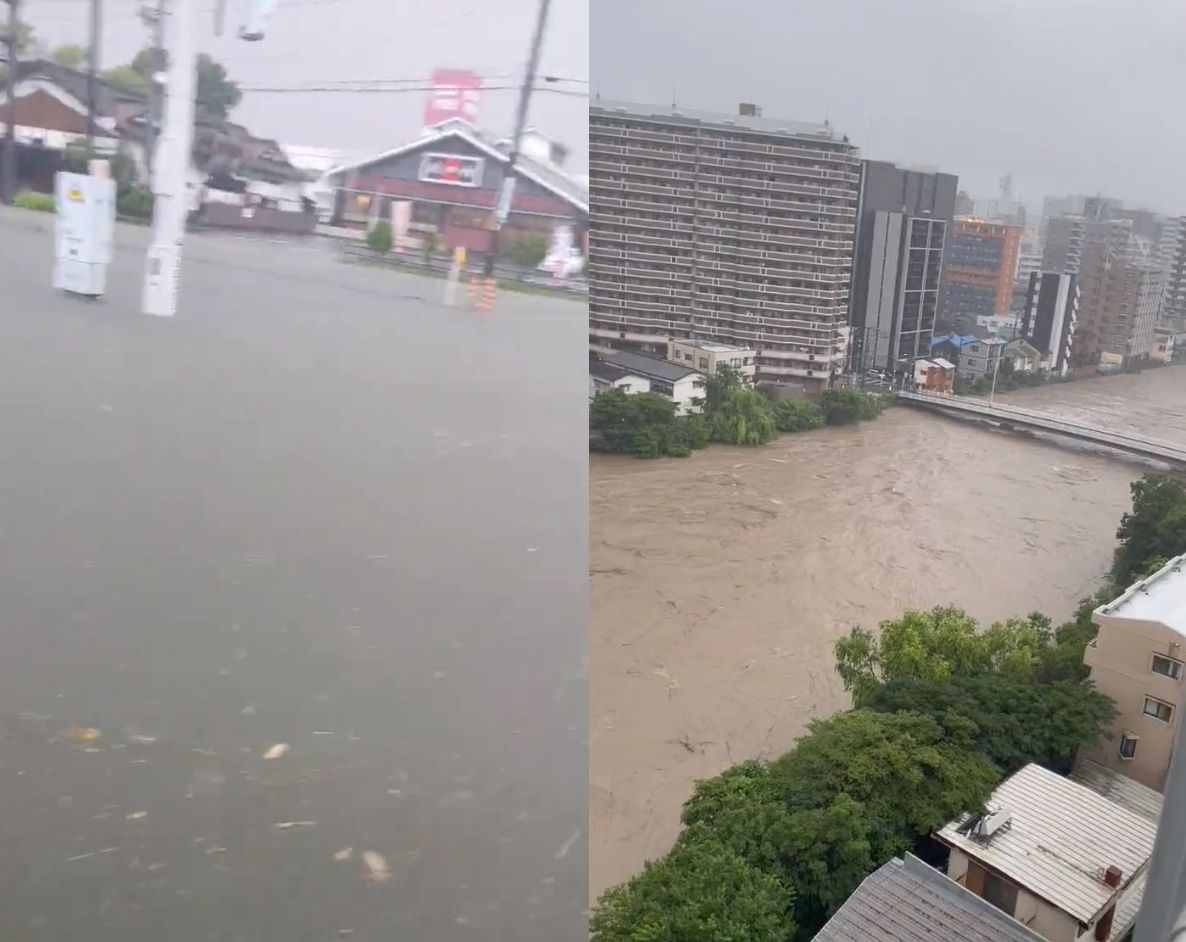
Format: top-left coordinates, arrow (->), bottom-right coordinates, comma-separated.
590,390 -> 690,458
834,607 -> 1051,705
774,399 -> 825,433
817,389 -> 883,426
590,835 -> 794,942
103,65 -> 150,95
130,46 -> 167,77
366,220 -> 393,255
863,674 -> 1116,775
51,44 -> 86,69
709,386 -> 778,446
508,233 -> 548,269
703,363 -> 742,414
1111,475 -> 1186,588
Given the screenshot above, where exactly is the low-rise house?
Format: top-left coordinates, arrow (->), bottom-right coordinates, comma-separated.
957,337 -> 1008,380
936,763 -> 1158,942
601,351 -> 704,414
931,332 -> 979,367
1152,326 -> 1176,365
1081,554 -> 1186,790
913,357 -> 956,392
816,853 -> 1044,942
589,358 -> 650,398
666,339 -> 756,385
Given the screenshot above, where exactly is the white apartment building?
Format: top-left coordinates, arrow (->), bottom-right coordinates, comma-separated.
589,101 -> 861,391
666,339 -> 756,384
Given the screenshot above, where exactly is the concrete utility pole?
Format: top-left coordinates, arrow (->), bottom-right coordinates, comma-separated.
2,0 -> 19,204
141,0 -> 166,179
142,0 -> 196,317
485,0 -> 551,276
85,0 -> 101,159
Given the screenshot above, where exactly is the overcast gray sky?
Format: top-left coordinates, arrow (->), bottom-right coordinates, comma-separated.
25,0 -> 588,169
591,0 -> 1186,215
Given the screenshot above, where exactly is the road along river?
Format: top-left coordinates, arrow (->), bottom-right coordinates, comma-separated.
590,366 -> 1186,897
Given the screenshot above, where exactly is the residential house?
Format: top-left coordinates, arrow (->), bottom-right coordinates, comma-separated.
1081,554 -> 1186,790
1006,337 -> 1042,374
957,337 -> 1008,380
931,332 -> 979,366
588,357 -> 650,398
666,340 -> 756,385
815,853 -> 1044,942
936,763 -> 1158,942
325,118 -> 588,264
600,351 -> 705,415
913,357 -> 956,393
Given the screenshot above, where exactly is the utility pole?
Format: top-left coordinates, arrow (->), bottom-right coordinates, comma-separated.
142,0 -> 196,317
141,0 -> 166,180
485,0 -> 551,277
2,0 -> 19,204
86,0 -> 101,160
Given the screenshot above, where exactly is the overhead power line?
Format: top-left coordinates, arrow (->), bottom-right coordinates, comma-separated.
237,83 -> 588,97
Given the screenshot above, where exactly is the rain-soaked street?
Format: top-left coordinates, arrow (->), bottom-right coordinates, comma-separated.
0,208 -> 588,941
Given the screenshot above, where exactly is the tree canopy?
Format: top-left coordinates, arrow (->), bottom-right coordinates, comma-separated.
106,48 -> 242,118
590,835 -> 794,942
51,44 -> 86,69
834,606 -> 1052,705
863,674 -> 1116,775
1112,475 -> 1186,589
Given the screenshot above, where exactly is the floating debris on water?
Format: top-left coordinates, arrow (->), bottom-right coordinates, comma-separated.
65,852 -> 94,863
125,733 -> 157,746
333,847 -> 353,862
361,851 -> 389,884
554,830 -> 581,860
65,727 -> 102,743
311,730 -> 334,736
274,820 -> 317,830
262,743 -> 290,760
241,705 -> 257,716
125,811 -> 147,820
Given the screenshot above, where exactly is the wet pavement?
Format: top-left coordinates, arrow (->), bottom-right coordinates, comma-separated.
0,209 -> 588,941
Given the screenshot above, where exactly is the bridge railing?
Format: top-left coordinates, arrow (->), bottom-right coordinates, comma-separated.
897,390 -> 1186,462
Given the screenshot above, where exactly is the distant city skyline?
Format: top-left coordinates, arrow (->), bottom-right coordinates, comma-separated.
591,0 -> 1186,216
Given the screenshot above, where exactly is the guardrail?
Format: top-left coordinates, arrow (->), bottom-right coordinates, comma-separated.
897,390 -> 1186,467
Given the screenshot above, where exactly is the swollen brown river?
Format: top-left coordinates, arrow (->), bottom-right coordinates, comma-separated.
590,367 -> 1186,897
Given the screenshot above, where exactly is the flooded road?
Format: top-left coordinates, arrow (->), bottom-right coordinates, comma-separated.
590,366 -> 1186,896
0,209 -> 587,941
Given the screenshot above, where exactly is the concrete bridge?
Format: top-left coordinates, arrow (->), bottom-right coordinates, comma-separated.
895,390 -> 1186,470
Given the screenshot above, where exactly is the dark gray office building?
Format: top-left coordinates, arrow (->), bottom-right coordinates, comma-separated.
848,160 -> 958,374
1019,272 -> 1078,375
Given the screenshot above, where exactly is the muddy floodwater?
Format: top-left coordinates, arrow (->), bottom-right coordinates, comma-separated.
590,366 -> 1186,897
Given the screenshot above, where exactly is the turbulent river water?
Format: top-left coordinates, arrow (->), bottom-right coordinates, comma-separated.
590,366 -> 1186,897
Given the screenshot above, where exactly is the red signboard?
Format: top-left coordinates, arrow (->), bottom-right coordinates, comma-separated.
423,69 -> 481,129
419,152 -> 484,188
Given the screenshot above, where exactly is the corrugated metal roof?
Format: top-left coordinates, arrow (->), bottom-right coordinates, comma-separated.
1072,759 -> 1164,824
937,764 -> 1158,926
815,854 -> 1044,942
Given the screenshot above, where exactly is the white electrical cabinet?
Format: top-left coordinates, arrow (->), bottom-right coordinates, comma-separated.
54,172 -> 116,298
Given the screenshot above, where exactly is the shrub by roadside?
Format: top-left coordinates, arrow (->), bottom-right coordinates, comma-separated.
14,192 -> 55,213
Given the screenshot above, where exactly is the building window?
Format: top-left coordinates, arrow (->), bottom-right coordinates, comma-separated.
1152,654 -> 1183,680
1143,696 -> 1174,723
981,870 -> 1019,916
1119,732 -> 1139,760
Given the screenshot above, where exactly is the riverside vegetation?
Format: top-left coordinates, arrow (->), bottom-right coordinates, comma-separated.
589,365 -> 887,459
590,473 -> 1186,942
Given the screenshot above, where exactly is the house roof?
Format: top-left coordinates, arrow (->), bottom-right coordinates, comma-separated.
931,357 -> 957,370
1071,759 -> 1163,824
327,118 -> 588,214
815,854 -> 1044,942
936,764 -> 1158,927
589,359 -> 647,384
602,351 -> 703,383
14,59 -> 146,117
1094,553 -> 1186,636
931,333 -> 979,348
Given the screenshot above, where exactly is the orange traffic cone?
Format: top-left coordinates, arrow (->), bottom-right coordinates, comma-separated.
478,277 -> 497,315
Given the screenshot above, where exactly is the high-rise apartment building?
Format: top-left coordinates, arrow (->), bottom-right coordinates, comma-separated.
588,101 -> 861,389
1160,216 -> 1186,325
848,160 -> 957,374
1076,237 -> 1164,364
938,218 -> 1022,324
1019,272 -> 1078,375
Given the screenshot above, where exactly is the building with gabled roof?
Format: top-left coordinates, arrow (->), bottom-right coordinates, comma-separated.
936,763 -> 1158,942
816,853 -> 1044,942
